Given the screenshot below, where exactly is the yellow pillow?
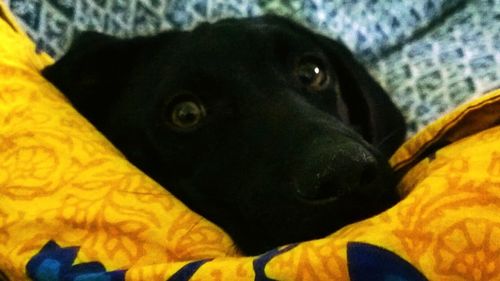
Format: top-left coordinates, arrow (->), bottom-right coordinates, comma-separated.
1,2 -> 499,280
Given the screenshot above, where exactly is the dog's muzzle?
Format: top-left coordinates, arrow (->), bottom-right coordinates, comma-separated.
292,138 -> 389,203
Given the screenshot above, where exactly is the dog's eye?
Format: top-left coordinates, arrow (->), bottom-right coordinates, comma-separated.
164,95 -> 206,130
295,56 -> 329,90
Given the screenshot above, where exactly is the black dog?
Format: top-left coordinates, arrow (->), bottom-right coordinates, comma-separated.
43,15 -> 406,255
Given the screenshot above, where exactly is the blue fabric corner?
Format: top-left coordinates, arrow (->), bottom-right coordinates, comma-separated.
26,240 -> 126,281
26,241 -> 79,281
347,242 -> 428,281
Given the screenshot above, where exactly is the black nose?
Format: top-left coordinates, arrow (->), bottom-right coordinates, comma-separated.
294,143 -> 382,201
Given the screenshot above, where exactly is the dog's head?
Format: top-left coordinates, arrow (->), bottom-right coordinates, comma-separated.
43,15 -> 406,255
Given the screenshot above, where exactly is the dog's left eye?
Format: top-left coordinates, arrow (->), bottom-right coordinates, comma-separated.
295,56 -> 329,91
164,95 -> 206,130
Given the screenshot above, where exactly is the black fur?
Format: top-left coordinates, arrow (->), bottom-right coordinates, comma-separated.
43,15 -> 406,255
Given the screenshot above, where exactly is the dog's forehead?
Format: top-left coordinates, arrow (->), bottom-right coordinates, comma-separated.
152,17 -> 324,101
174,17 -> 317,59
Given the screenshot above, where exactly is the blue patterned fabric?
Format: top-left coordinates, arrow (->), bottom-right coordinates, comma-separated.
4,0 -> 499,133
24,240 -> 429,280
26,241 -> 126,281
347,242 -> 428,281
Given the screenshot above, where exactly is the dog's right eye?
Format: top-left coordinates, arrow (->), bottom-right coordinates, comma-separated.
163,95 -> 206,131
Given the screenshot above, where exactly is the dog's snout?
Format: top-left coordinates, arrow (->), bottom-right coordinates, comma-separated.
294,142 -> 381,202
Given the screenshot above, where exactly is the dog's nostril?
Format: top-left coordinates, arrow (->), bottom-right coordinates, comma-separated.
317,177 -> 341,199
296,159 -> 381,202
295,174 -> 339,200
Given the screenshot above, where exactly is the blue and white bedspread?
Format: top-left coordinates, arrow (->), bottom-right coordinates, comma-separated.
5,0 -> 499,134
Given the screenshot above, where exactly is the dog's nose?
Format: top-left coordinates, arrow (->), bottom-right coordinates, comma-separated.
294,142 -> 381,201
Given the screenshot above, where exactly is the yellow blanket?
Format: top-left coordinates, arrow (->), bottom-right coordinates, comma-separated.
0,2 -> 499,280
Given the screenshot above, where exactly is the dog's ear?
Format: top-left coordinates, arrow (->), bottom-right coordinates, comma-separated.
43,32 -> 132,126
42,31 -> 179,127
315,35 -> 406,156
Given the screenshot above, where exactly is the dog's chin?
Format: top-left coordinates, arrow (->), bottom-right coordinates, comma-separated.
231,178 -> 399,255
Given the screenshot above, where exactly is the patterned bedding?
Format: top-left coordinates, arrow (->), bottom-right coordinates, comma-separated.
3,0 -> 500,134
1,1 -> 500,280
